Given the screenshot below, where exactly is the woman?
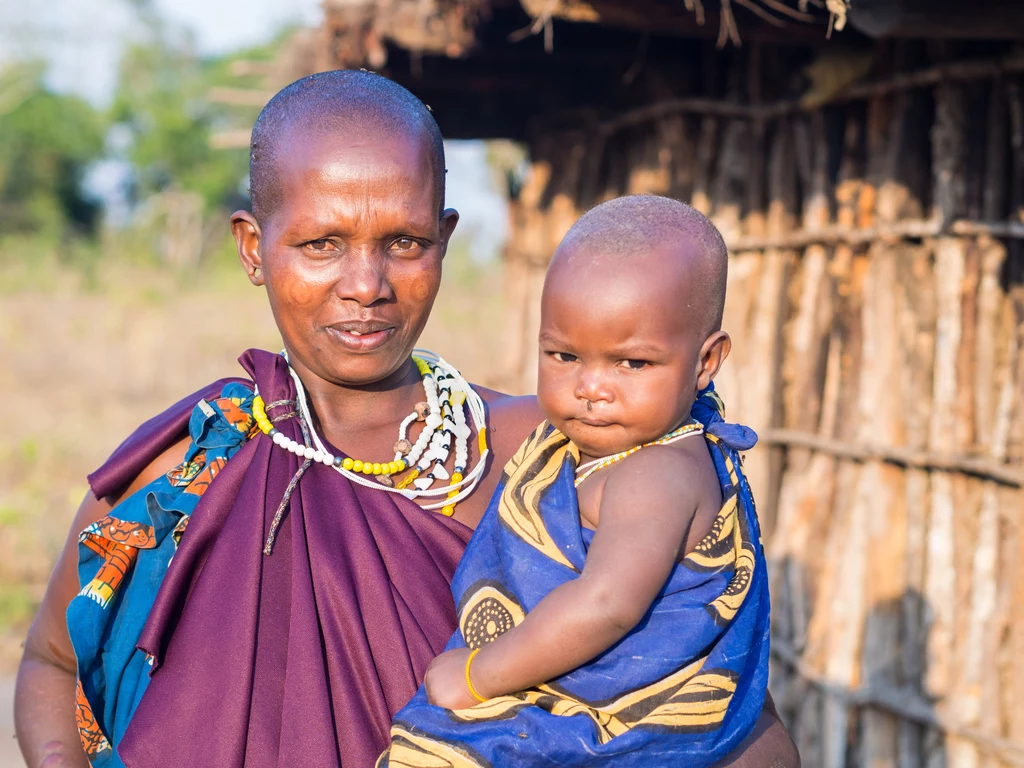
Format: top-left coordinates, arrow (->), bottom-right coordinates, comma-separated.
16,70 -> 797,768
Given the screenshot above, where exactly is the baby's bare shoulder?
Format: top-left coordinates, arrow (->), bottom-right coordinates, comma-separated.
608,440 -> 710,486
598,441 -> 720,550
601,445 -> 703,507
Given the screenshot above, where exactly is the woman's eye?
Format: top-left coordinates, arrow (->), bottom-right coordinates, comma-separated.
623,359 -> 648,370
390,238 -> 421,253
551,352 -> 578,363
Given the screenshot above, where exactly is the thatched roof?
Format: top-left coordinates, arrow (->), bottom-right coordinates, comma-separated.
210,0 -> 1024,147
307,0 -> 1023,141
321,0 -> 842,65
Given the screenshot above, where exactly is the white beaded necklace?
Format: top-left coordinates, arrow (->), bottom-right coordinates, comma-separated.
257,350 -> 489,513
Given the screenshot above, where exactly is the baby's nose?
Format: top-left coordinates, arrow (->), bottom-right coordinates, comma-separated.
574,371 -> 613,403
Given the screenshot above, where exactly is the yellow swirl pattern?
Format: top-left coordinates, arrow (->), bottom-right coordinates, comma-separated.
495,422 -> 579,573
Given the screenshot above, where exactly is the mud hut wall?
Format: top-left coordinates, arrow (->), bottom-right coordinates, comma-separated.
500,55 -> 1024,767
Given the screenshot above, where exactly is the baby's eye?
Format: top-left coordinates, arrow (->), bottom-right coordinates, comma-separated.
549,351 -> 578,363
622,359 -> 649,370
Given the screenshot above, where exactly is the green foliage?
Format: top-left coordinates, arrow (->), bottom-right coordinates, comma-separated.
110,25 -> 290,214
0,10 -> 294,270
0,64 -> 106,239
111,40 -> 248,212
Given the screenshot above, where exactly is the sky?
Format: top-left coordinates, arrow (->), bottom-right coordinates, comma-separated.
0,0 -> 508,258
0,0 -> 323,104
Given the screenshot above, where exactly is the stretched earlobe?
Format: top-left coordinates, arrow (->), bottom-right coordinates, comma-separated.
232,210 -> 264,286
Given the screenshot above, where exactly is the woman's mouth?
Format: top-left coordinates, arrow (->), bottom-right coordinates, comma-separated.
326,321 -> 396,352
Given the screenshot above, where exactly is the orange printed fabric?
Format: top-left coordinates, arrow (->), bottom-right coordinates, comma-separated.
67,384 -> 257,767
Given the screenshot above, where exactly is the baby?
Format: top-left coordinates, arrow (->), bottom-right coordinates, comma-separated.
379,195 -> 769,767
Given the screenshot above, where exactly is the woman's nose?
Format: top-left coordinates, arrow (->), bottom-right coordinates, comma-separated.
333,249 -> 394,306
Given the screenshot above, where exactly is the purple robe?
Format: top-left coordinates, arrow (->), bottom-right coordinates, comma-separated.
87,350 -> 471,767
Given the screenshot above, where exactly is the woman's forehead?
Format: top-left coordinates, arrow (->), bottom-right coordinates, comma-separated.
269,130 -> 441,232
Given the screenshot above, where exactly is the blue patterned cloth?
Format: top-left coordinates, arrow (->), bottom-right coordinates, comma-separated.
380,385 -> 770,767
66,383 -> 256,767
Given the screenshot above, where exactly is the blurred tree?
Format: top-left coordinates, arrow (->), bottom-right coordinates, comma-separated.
108,19 -> 288,263
110,19 -> 289,212
0,63 -> 106,238
111,37 -> 247,212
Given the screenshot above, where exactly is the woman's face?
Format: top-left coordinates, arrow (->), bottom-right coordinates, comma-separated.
234,128 -> 458,390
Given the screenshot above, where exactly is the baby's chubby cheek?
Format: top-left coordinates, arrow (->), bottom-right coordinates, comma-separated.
535,381 -> 569,426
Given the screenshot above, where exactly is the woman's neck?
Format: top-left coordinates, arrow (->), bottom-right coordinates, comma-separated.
290,354 -> 425,447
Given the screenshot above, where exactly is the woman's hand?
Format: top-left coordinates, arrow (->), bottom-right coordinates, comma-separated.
423,648 -> 481,710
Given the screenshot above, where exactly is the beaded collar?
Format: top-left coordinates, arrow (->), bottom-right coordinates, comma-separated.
252,350 -> 489,520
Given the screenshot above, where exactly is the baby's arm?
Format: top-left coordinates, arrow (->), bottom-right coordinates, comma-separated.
425,446 -> 701,708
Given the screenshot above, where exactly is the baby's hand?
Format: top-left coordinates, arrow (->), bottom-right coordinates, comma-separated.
424,648 -> 481,710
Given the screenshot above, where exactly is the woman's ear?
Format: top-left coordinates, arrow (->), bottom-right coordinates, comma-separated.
696,331 -> 731,391
231,210 -> 264,286
438,208 -> 460,259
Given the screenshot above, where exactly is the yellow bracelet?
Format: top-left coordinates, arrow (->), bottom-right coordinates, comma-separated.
464,648 -> 487,703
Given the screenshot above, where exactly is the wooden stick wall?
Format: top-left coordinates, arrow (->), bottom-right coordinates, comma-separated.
499,52 -> 1024,767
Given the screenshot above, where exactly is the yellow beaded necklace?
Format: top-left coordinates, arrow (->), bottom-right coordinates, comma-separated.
252,352 -> 488,518
573,421 -> 705,488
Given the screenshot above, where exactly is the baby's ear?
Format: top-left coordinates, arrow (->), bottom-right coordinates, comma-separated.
696,331 -> 731,391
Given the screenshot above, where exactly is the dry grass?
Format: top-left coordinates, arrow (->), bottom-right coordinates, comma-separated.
0,246 -> 507,671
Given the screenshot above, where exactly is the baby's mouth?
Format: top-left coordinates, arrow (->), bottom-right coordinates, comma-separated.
576,416 -> 615,428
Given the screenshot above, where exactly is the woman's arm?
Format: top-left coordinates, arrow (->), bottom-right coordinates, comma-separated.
14,439 -> 189,768
17,490 -> 114,768
714,694 -> 800,768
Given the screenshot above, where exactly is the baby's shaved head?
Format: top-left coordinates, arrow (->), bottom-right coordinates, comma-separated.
550,195 -> 729,337
249,70 -> 445,224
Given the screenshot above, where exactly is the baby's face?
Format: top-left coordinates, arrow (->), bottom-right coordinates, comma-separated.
537,246 -> 707,460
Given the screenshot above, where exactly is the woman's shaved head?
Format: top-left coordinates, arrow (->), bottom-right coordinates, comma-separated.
248,70 -> 446,224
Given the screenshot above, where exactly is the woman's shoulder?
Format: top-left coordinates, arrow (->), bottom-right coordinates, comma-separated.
89,377 -> 252,502
472,387 -> 543,466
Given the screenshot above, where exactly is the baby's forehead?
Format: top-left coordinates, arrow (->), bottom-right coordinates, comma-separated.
554,236 -> 704,283
545,240 -> 718,337
546,252 -> 697,318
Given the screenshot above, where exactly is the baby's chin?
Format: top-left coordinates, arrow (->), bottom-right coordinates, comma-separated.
556,418 -> 652,461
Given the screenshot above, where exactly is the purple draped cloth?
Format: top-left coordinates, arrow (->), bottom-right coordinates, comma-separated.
87,349 -> 472,767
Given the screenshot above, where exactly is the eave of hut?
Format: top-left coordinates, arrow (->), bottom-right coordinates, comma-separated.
313,0 -> 1024,144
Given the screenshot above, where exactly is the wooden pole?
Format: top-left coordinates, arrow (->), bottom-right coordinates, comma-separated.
860,85 -> 912,768
725,218 -> 1024,252
925,80 -> 968,768
597,52 -> 1024,136
504,155 -> 553,392
769,108 -> 834,759
742,119 -> 794,537
812,107 -> 869,768
1005,77 -> 1024,759
893,87 -> 935,768
756,431 -> 1023,487
713,60 -> 756,427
